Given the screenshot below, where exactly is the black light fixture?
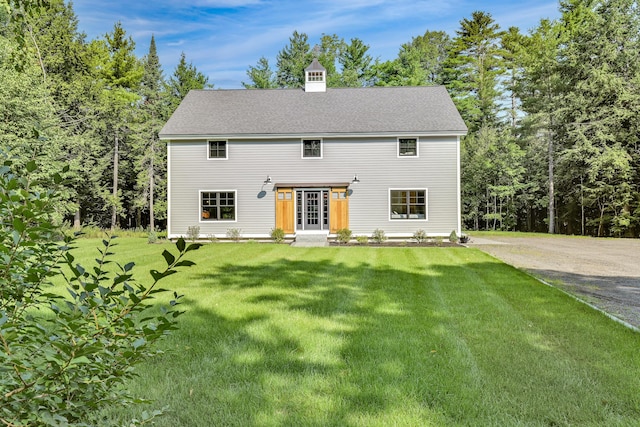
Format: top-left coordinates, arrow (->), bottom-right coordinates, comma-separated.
264,175 -> 272,184
352,174 -> 360,184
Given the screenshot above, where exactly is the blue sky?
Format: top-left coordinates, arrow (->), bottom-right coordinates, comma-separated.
73,0 -> 561,89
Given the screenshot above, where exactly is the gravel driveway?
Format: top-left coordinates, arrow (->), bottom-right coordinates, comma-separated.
468,235 -> 640,330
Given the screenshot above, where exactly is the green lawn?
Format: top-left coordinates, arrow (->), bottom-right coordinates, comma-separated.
67,238 -> 640,426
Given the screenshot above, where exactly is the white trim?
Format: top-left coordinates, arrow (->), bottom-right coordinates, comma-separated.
456,135 -> 462,236
388,188 -> 429,221
397,137 -> 419,158
167,141 -> 172,238
160,131 -> 467,141
207,140 -> 228,160
199,189 -> 238,223
301,138 -> 323,159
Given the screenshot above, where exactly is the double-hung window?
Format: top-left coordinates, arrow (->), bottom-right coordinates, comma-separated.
201,191 -> 236,221
208,140 -> 227,159
390,189 -> 427,220
398,138 -> 418,157
302,139 -> 322,158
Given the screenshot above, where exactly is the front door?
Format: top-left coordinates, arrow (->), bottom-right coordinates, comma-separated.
296,190 -> 329,231
303,191 -> 322,230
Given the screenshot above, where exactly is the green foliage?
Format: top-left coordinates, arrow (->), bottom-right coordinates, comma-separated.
413,229 -> 428,244
186,225 -> 200,242
335,228 -> 352,244
276,30 -> 312,88
449,230 -> 458,243
355,235 -> 369,245
270,227 -> 285,243
243,56 -> 277,89
0,161 -> 200,426
226,228 -> 242,242
165,52 -> 212,111
371,228 -> 387,244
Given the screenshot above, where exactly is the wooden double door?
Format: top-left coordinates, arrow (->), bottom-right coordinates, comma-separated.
275,187 -> 348,233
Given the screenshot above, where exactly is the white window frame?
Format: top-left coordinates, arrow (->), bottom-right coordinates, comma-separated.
207,140 -> 228,160
388,188 -> 428,221
199,190 -> 237,222
397,137 -> 419,158
301,138 -> 323,159
307,71 -> 324,82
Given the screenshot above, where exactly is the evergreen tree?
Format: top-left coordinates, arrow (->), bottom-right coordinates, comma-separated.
443,11 -> 505,131
131,35 -> 167,230
95,21 -> 143,230
276,30 -> 312,88
555,0 -> 640,236
243,56 -> 277,89
338,37 -> 373,87
517,19 -> 565,234
165,52 -> 211,111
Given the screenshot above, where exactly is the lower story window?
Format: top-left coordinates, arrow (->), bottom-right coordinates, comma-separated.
201,191 -> 235,220
390,189 -> 427,220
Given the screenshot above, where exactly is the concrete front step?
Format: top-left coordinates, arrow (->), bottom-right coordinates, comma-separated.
291,232 -> 329,247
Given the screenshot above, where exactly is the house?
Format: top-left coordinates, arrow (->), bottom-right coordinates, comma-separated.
159,59 -> 468,241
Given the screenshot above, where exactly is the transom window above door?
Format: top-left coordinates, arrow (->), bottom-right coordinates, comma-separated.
302,139 -> 322,158
208,140 -> 227,159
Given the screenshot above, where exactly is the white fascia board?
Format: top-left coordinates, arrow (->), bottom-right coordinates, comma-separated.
159,130 -> 468,141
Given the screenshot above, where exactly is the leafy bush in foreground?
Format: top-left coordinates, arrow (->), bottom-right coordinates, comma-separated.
0,160 -> 200,426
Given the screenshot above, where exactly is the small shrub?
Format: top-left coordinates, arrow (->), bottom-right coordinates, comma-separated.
206,233 -> 218,243
356,235 -> 369,245
434,236 -> 443,246
226,228 -> 242,242
336,228 -> 353,244
0,160 -> 201,426
413,229 -> 428,244
148,229 -> 158,244
186,225 -> 200,242
371,228 -> 387,244
270,227 -> 285,243
449,230 -> 458,243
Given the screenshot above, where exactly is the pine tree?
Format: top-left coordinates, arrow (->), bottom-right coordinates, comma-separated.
165,52 -> 211,111
555,0 -> 640,236
276,30 -> 312,88
96,21 -> 143,230
131,35 -> 167,230
338,38 -> 373,87
243,56 -> 276,89
443,11 -> 505,131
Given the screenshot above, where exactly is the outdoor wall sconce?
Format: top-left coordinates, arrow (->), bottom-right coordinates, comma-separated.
352,174 -> 360,184
264,175 -> 272,184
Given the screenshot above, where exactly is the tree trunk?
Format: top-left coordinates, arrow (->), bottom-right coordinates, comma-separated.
111,132 -> 119,231
580,174 -> 585,236
73,207 -> 81,230
149,140 -> 155,231
548,128 -> 555,234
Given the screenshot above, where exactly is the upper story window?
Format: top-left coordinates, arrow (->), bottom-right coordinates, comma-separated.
208,140 -> 227,159
302,139 -> 322,158
307,71 -> 324,82
398,138 -> 418,157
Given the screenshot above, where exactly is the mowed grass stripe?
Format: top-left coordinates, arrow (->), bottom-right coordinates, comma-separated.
59,240 -> 640,426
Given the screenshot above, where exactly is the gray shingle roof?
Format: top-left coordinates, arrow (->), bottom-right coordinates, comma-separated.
159,85 -> 468,139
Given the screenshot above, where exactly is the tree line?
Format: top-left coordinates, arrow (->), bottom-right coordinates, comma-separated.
2,0 -> 639,236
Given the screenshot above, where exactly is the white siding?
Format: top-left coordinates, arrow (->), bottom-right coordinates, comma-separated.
168,136 -> 460,238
